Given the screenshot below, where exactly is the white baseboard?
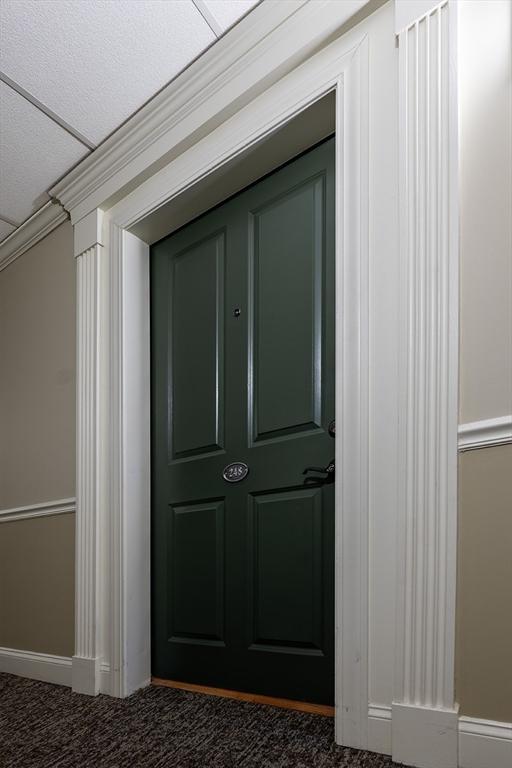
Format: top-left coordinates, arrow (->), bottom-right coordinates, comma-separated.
72,655 -> 101,695
368,705 -> 512,768
392,703 -> 459,768
368,705 -> 392,755
0,646 -> 111,694
0,646 -> 72,686
459,716 -> 512,768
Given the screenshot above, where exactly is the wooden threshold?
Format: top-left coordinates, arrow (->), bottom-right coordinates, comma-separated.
151,677 -> 335,717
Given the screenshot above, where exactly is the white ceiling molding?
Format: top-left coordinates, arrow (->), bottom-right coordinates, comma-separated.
0,200 -> 68,273
50,0 -> 368,224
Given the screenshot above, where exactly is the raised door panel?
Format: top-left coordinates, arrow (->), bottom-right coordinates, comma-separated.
248,487 -> 324,654
249,176 -> 325,445
168,499 -> 225,645
169,230 -> 225,460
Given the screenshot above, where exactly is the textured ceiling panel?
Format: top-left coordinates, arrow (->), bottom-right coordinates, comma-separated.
0,82 -> 87,223
0,219 -> 16,241
204,0 -> 259,32
0,0 -> 215,146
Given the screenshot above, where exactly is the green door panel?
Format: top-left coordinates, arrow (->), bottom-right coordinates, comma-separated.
151,137 -> 335,704
169,230 -> 225,459
248,487 -> 324,650
168,500 -> 225,644
250,175 -> 324,442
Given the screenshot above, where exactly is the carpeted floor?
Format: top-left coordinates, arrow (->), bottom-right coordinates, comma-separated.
0,672 -> 403,767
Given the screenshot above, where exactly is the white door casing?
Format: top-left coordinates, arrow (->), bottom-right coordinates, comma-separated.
55,1 -> 459,764
72,28 -> 371,749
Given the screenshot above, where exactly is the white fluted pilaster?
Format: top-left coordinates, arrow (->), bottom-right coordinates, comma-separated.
73,211 -> 104,695
393,3 -> 459,767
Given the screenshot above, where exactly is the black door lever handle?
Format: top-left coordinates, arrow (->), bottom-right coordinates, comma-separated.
303,459 -> 335,477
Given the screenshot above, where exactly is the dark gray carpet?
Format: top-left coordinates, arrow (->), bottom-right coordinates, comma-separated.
0,673 -> 402,767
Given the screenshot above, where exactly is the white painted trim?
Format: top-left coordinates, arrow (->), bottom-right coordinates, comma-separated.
368,705 -> 392,756
365,708 -> 512,767
0,648 -> 111,692
395,0 -> 445,33
0,647 -> 71,687
393,703 -> 460,768
0,201 -> 68,272
107,228 -> 151,699
459,716 -> 512,742
81,12 -> 371,751
459,717 -> 512,768
61,5 -> 459,766
73,240 -> 103,695
394,2 -> 459,766
0,497 -> 76,524
49,0 -> 368,224
74,208 -> 104,257
458,415 -> 512,451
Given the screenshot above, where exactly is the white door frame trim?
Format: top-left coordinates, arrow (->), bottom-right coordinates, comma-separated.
61,1 -> 460,762
72,24 -> 370,750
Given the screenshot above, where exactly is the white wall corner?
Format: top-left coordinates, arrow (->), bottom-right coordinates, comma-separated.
74,208 -> 104,258
72,655 -> 101,696
392,703 -> 459,768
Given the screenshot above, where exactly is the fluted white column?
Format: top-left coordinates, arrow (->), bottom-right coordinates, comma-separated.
393,3 -> 459,767
73,211 -> 104,695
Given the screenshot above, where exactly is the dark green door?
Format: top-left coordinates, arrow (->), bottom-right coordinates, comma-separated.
151,138 -> 335,705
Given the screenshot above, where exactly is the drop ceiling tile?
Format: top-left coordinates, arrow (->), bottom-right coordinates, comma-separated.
0,0 -> 215,146
203,0 -> 259,32
0,82 -> 87,223
0,219 -> 16,241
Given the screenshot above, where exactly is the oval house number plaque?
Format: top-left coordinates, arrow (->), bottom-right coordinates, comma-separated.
222,462 -> 249,483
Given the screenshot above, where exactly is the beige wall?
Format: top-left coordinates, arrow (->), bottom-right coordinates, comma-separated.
456,0 -> 512,724
0,513 -> 75,655
0,220 -> 76,509
456,445 -> 512,722
0,220 -> 75,654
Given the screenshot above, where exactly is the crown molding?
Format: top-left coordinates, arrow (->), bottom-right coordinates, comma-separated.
0,201 -> 68,273
458,415 -> 512,451
49,0 -> 369,224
